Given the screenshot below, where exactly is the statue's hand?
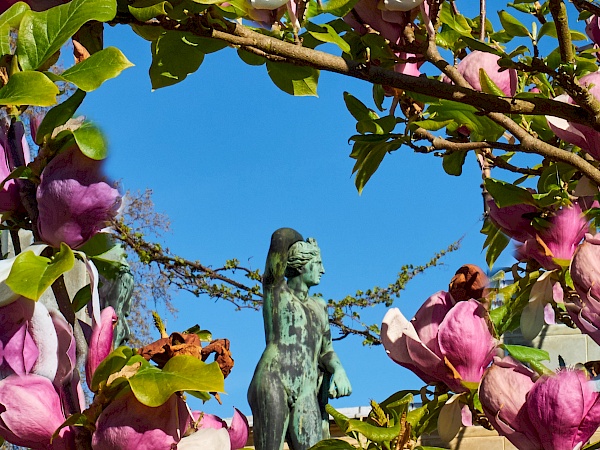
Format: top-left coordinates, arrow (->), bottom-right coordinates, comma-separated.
329,369 -> 352,398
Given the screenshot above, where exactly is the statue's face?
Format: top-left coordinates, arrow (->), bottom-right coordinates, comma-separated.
301,252 -> 325,287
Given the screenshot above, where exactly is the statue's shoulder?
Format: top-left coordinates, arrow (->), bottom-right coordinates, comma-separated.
310,295 -> 328,309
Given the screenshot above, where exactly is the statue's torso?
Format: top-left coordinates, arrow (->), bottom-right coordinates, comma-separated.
256,284 -> 329,399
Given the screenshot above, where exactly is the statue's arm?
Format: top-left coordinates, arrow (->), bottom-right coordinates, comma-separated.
262,228 -> 303,343
318,300 -> 352,398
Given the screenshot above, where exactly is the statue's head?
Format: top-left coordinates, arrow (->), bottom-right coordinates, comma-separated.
286,238 -> 325,286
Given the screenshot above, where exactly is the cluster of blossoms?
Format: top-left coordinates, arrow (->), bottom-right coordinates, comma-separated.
381,261 -> 600,448
0,117 -> 121,250
0,303 -> 249,449
487,190 -> 600,344
382,265 -> 496,391
0,113 -> 249,448
479,357 -> 600,450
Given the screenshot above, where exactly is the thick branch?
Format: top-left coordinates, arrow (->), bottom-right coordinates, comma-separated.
113,15 -> 600,132
549,0 -> 574,63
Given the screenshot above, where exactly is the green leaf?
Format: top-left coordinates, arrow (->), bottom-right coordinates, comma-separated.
17,0 -> 117,71
485,178 -> 535,207
128,0 -> 172,21
266,61 -> 319,97
35,89 -> 86,144
0,2 -> 31,28
481,218 -> 510,269
0,71 -> 58,106
538,21 -> 588,41
479,68 -> 506,96
439,3 -> 471,35
317,0 -> 359,17
72,121 -> 107,159
325,403 -> 350,431
351,139 -> 402,194
182,324 -> 213,341
427,100 -> 504,141
345,417 -> 401,443
442,151 -> 467,176
307,24 -> 350,53
58,47 -> 134,92
72,284 -> 91,312
129,356 -> 225,407
91,346 -> 135,391
0,2 -> 30,55
150,31 -> 205,89
498,10 -> 530,37
502,344 -> 553,375
406,393 -> 450,437
6,243 -> 75,301
412,119 -> 453,132
237,48 -> 266,66
344,92 -> 378,121
356,115 -> 396,135
459,36 -> 502,55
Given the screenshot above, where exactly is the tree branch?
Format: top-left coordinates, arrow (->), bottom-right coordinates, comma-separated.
112,15 -> 600,132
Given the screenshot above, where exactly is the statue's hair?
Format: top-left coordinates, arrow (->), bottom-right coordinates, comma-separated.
285,237 -> 320,278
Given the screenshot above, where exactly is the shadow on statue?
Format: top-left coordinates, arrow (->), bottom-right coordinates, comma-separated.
248,228 -> 352,450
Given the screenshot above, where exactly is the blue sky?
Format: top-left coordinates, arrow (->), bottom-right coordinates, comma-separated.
80,23 -> 518,417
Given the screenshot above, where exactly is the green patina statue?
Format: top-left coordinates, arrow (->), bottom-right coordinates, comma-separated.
248,228 -> 352,450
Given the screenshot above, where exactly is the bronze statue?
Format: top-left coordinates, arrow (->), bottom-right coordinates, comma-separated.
248,228 -> 351,450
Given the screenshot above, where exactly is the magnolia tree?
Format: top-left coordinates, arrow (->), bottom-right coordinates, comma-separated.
1,0 -> 600,448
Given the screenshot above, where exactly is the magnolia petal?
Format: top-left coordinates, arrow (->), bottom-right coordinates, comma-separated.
527,370 -> 592,449
437,393 -> 464,443
92,392 -> 191,450
412,291 -> 454,356
49,309 -> 76,386
437,300 -> 496,384
228,408 -> 249,449
85,257 -> 101,324
178,428 -> 231,450
86,306 -> 116,389
478,357 -> 541,449
37,146 -> 121,249
0,374 -> 68,449
520,299 -> 546,341
381,308 -> 440,383
29,300 -> 59,381
198,413 -> 226,430
543,302 -> 556,325
547,113 -> 590,152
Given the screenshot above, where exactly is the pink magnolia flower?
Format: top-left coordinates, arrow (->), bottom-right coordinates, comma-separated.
194,408 -> 250,449
487,198 -> 538,243
382,291 -> 497,392
547,72 -> 600,160
479,357 -> 541,449
0,120 -> 30,214
0,297 -> 60,382
527,369 -> 600,450
92,391 -> 191,450
444,51 -> 517,96
85,306 -> 116,390
567,232 -> 600,345
587,15 -> 600,46
344,0 -> 410,45
480,361 -> 600,450
0,374 -> 75,449
36,146 -> 121,249
178,428 -> 231,450
517,205 -> 588,270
